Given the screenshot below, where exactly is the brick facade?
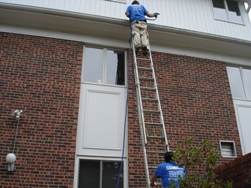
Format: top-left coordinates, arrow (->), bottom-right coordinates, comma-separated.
0,32 -> 83,187
0,32 -> 242,187
216,152 -> 251,188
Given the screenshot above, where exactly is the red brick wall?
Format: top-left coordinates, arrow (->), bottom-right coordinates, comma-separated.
0,32 -> 242,188
127,51 -> 242,187
0,32 -> 83,187
215,152 -> 251,188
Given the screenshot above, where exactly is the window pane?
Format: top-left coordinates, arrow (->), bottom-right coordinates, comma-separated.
102,161 -> 123,188
106,50 -> 125,85
226,0 -> 242,24
213,0 -> 225,9
212,0 -> 228,21
83,47 -> 103,83
243,69 -> 251,99
227,67 -> 245,98
78,160 -> 100,188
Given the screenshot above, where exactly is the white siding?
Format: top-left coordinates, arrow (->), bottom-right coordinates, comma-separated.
1,0 -> 251,41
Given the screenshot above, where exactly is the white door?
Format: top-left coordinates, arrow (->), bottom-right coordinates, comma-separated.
76,46 -> 127,157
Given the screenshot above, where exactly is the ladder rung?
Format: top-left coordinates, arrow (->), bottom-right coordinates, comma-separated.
147,150 -> 166,154
136,57 -> 150,61
141,86 -> 155,91
143,110 -> 160,113
147,135 -> 163,139
139,77 -> 154,81
148,166 -> 158,169
138,66 -> 152,71
145,122 -> 162,126
142,98 -> 157,101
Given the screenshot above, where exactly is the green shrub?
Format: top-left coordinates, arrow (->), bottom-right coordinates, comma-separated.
170,138 -> 232,188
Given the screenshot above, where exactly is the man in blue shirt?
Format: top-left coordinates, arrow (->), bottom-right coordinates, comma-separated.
125,1 -> 159,54
150,152 -> 185,188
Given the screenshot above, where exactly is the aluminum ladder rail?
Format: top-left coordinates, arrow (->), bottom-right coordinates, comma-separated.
131,41 -> 169,188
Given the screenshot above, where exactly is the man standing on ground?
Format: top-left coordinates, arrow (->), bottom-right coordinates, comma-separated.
125,1 -> 159,54
150,152 -> 185,188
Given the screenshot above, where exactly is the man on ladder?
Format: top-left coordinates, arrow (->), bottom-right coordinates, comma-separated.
125,0 -> 159,55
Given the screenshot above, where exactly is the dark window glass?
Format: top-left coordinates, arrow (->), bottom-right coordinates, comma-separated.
212,0 -> 225,9
78,160 -> 123,188
227,0 -> 241,16
78,160 -> 100,188
102,161 -> 123,188
106,50 -> 125,86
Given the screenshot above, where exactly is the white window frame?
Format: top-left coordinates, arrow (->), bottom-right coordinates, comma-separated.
227,66 -> 251,101
212,0 -> 243,24
82,46 -> 127,87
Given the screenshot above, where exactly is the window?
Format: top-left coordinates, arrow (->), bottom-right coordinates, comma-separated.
212,0 -> 243,24
227,66 -> 251,100
83,47 -> 125,86
78,160 -> 123,188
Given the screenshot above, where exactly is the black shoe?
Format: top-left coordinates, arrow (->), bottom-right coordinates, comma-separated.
135,46 -> 141,55
142,46 -> 148,56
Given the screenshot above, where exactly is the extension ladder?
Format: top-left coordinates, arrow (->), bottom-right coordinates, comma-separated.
131,41 -> 170,188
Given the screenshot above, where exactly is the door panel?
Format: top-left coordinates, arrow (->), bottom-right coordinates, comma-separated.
77,84 -> 127,156
234,100 -> 251,155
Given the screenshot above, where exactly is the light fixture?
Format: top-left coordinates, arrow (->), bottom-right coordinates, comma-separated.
6,153 -> 16,171
6,110 -> 24,171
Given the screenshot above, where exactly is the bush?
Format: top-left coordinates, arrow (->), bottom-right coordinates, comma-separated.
170,138 -> 232,188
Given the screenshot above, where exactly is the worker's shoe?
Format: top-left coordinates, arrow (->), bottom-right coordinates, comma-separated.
135,46 -> 141,55
142,46 -> 149,56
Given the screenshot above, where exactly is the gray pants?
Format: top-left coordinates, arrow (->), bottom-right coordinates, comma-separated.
131,21 -> 149,49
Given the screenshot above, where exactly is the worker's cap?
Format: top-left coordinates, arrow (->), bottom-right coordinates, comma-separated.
132,0 -> 139,5
164,151 -> 173,161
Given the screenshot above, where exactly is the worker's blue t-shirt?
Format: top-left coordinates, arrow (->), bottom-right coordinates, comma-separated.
125,4 -> 148,23
154,162 -> 185,187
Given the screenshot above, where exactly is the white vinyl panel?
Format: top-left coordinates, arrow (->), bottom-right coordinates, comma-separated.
170,1 -> 177,27
165,0 -> 173,27
63,0 -> 72,11
176,0 -> 183,29
180,0 -> 191,30
103,1 -> 110,17
77,83 -> 127,157
170,0 -> 181,29
203,0 -> 215,34
159,0 -> 167,26
234,101 -> 251,155
43,0 -> 51,8
54,0 -> 61,10
110,1 -> 117,18
195,0 -> 208,32
83,90 -> 120,150
74,0 -> 82,13
119,3 -> 128,19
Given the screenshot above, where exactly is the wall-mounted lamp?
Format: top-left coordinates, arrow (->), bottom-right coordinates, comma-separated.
6,153 -> 16,171
6,110 -> 25,171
